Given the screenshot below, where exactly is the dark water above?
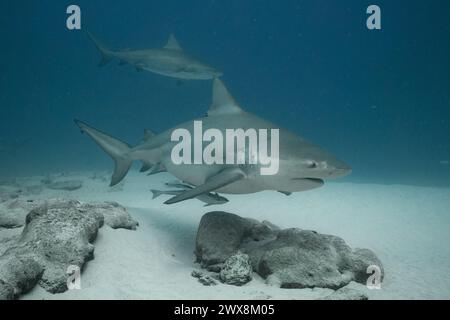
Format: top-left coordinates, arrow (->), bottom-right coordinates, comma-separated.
1,0 -> 449,187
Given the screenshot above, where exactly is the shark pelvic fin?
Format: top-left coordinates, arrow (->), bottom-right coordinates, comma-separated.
147,162 -> 166,176
74,119 -> 132,186
208,79 -> 244,116
140,160 -> 153,173
164,167 -> 246,205
164,34 -> 183,51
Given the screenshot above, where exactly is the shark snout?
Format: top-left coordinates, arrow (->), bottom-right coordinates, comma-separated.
303,158 -> 351,179
327,160 -> 352,178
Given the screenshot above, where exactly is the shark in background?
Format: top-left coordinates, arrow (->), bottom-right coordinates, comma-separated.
87,31 -> 222,80
75,79 -> 351,205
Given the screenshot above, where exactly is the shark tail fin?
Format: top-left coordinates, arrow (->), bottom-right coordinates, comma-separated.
150,190 -> 164,200
86,31 -> 113,67
74,119 -> 132,186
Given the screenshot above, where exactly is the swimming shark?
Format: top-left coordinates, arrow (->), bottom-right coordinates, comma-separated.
87,32 -> 222,80
75,79 -> 351,204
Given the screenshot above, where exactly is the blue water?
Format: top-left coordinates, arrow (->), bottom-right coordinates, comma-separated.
1,0 -> 449,187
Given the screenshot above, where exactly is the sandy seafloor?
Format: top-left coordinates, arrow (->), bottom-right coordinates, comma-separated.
2,170 -> 447,300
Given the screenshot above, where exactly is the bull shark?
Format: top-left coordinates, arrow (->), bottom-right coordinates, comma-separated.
87,32 -> 222,80
75,79 -> 351,204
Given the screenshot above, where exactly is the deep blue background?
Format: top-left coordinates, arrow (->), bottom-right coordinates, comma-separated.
1,0 -> 449,186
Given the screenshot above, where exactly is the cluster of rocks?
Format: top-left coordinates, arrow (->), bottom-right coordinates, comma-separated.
0,199 -> 138,299
194,211 -> 383,298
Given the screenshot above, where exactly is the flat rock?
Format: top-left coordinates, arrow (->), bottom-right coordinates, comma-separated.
320,286 -> 369,300
83,201 -> 139,230
45,180 -> 83,191
191,270 -> 218,286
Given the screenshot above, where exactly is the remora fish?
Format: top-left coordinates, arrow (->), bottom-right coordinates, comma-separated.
87,32 -> 222,80
75,79 -> 351,204
151,187 -> 229,207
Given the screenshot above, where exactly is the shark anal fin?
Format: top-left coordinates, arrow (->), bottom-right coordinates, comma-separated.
164,167 -> 245,205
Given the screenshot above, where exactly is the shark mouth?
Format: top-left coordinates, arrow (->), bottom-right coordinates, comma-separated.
291,178 -> 324,185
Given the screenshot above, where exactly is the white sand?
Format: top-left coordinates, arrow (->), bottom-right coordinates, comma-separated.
6,170 -> 448,300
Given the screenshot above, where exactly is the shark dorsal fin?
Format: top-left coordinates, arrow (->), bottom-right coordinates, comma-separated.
164,34 -> 183,51
208,79 -> 244,116
143,129 -> 156,141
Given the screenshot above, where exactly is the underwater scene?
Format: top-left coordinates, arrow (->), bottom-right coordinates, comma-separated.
0,0 -> 449,301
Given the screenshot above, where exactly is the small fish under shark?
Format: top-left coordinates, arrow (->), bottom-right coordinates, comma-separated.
151,182 -> 229,207
87,31 -> 222,80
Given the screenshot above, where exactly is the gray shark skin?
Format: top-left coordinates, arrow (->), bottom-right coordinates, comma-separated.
75,79 -> 351,204
87,32 -> 222,80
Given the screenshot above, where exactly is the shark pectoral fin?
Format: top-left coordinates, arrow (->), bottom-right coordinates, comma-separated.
164,167 -> 246,205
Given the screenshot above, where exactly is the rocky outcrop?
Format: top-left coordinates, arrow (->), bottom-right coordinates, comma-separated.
0,199 -> 138,299
0,198 -> 138,230
0,199 -> 46,229
195,211 -> 383,291
195,212 -> 276,267
83,201 -> 139,230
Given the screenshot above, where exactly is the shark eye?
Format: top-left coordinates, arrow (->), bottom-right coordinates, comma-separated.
306,161 -> 318,168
